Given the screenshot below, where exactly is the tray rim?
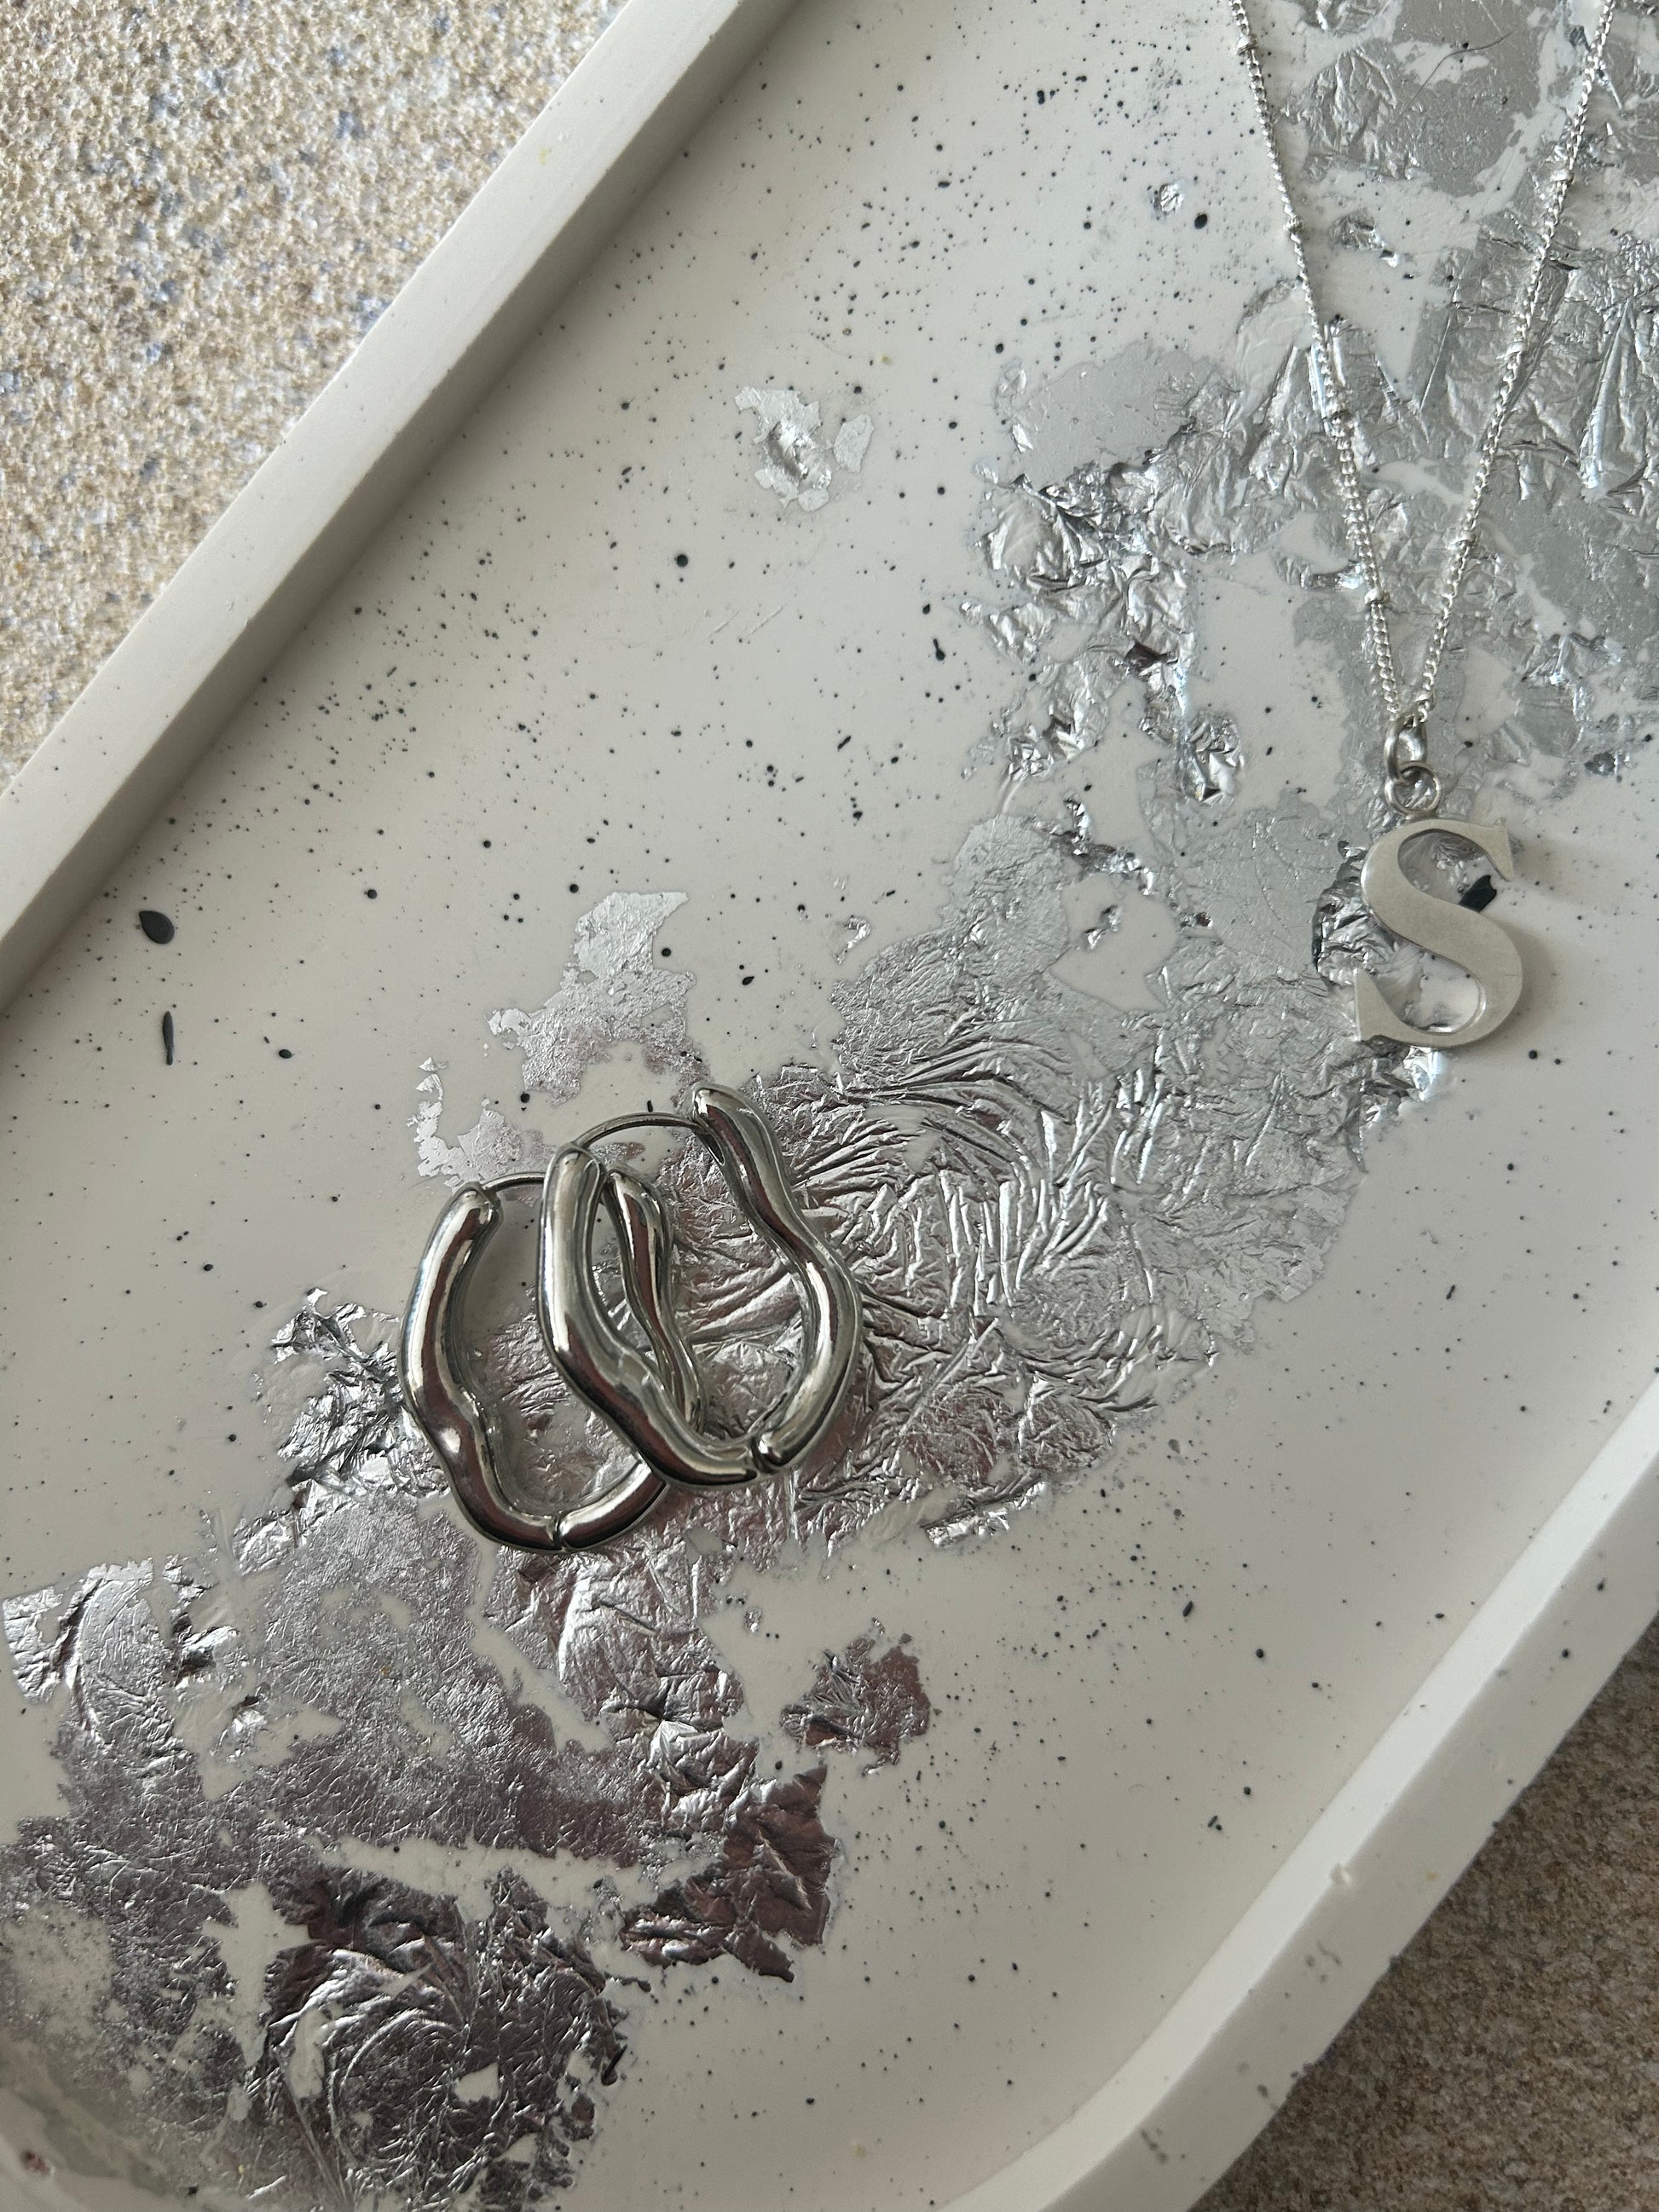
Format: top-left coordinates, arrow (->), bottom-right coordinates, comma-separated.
2,3 -> 1656,2204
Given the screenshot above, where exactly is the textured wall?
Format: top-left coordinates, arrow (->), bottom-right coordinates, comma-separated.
3,3 -> 1653,2206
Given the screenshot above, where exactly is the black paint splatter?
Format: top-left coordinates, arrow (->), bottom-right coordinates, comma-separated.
161,1012 -> 176,1066
138,910 -> 176,944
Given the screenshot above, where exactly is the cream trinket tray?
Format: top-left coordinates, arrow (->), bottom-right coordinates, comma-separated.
3,2 -> 1659,2207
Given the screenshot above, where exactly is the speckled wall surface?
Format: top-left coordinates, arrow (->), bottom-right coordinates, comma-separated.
3,3 -> 1654,2206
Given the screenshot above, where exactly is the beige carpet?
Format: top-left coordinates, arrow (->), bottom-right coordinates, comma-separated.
1199,1624 -> 1659,2212
3,5 -> 1653,2204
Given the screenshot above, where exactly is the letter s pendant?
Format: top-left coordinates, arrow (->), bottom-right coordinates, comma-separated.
1353,818 -> 1523,1051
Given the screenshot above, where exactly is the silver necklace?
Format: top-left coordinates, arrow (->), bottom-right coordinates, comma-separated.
1228,0 -> 1618,1048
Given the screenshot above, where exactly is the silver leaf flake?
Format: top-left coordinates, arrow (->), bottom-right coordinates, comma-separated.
266,1294 -> 436,1512
617,1765 -> 833,1978
1292,0 -> 1389,30
1330,211 -> 1399,264
782,1629 -> 932,1770
736,386 -> 874,512
488,890 -> 702,1113
3,1585 -> 70,1703
1286,0 -> 1546,190
411,1060 -> 547,1187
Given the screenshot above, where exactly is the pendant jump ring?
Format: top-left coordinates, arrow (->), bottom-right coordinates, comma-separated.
1384,762 -> 1442,818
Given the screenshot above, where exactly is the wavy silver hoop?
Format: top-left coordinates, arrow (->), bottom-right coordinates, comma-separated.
399,1084 -> 861,1551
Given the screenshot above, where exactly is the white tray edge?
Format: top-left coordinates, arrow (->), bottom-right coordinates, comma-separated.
0,0 -> 797,1012
948,1372 -> 1659,2210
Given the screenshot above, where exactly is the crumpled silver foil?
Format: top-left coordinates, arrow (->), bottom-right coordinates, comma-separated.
782,1629 -> 932,1770
1288,0 -> 1551,189
0,1305 -> 849,2206
491,890 -> 702,1105
1294,0 -> 1387,30
8,19 -> 1659,2195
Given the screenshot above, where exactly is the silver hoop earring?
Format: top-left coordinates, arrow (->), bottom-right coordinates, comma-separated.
400,1176 -> 671,1552
400,1084 -> 861,1551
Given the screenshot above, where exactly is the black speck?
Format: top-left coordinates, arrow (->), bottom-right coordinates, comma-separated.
674,552 -> 690,568
277,1048 -> 293,1060
161,1010 -> 176,1065
1459,873 -> 1497,912
139,909 -> 176,944
1182,1599 -> 1194,1618
364,887 -> 379,900
1193,211 -> 1209,229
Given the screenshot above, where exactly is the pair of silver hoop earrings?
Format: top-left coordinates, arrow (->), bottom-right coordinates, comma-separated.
399,1085 -> 862,1551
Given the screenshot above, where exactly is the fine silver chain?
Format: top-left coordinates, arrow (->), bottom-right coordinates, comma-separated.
1228,0 -> 1620,816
